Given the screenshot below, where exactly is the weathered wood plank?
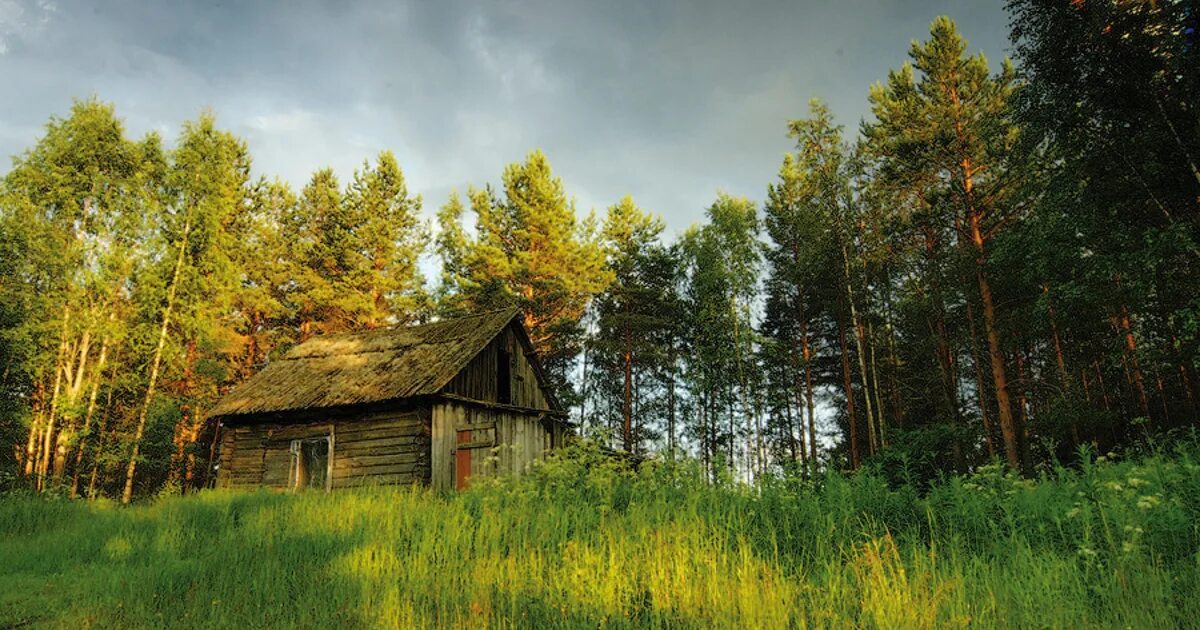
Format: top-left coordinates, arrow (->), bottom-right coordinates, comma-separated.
335,441 -> 426,458
334,423 -> 426,441
335,462 -> 428,477
332,471 -> 426,489
333,451 -> 427,468
335,434 -> 426,449
455,420 -> 496,431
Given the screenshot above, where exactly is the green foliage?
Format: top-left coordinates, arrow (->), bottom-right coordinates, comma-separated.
437,150 -> 611,397
343,151 -> 430,326
2,443 -> 1199,627
584,197 -> 680,453
4,8 -> 1200,504
679,195 -> 761,479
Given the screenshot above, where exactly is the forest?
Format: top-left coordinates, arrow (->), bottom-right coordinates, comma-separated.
1,3 -> 1198,503
2,2 -> 1200,627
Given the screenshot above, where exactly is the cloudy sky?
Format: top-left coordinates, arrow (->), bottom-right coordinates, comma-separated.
0,0 -> 1010,234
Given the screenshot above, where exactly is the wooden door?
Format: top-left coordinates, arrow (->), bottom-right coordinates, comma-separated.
455,421 -> 496,490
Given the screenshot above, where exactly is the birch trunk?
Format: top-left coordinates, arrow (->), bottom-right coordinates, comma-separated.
69,337 -> 109,497
53,327 -> 92,480
122,215 -> 190,504
33,307 -> 71,487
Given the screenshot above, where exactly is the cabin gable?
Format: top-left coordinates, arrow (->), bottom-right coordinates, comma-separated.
441,322 -> 555,411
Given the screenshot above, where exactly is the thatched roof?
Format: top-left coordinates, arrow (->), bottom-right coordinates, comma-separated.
209,308 -> 531,418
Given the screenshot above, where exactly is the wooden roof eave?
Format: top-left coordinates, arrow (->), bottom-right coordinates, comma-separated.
437,392 -> 573,423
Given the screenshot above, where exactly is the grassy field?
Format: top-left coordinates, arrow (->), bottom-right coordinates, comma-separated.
1,443 -> 1199,629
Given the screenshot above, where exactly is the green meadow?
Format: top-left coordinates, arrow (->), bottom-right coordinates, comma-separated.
2,442 -> 1199,629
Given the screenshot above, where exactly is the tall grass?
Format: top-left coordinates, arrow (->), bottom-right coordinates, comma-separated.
2,442 -> 1198,628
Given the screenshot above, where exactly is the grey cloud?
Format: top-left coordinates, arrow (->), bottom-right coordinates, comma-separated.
0,0 -> 1010,235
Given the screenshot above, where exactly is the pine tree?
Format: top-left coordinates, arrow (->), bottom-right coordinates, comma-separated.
288,168 -> 360,339
586,196 -> 678,453
863,17 -> 1029,470
344,151 -> 430,327
436,150 -> 610,396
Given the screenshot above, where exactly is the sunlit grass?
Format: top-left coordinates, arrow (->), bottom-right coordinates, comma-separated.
2,442 -> 1199,628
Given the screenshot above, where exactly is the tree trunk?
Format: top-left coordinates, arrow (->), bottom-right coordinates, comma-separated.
169,338 -> 200,488
22,383 -> 45,479
1044,286 -> 1080,444
34,307 -> 71,487
84,362 -> 119,500
37,361 -> 68,489
964,302 -> 997,459
1094,360 -> 1113,412
837,314 -> 860,469
203,418 -> 222,488
667,344 -> 676,460
868,321 -> 887,449
53,327 -> 94,481
1116,304 -> 1151,420
1015,349 -> 1032,468
801,316 -> 818,472
840,239 -> 877,456
784,395 -> 799,463
70,337 -> 110,497
975,264 -> 1021,470
123,214 -> 191,505
731,302 -> 754,480
1155,372 -> 1170,424
949,71 -> 1021,469
882,281 -> 905,430
968,205 -> 1021,471
622,325 -> 633,453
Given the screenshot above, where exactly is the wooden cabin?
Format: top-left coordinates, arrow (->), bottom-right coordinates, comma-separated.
208,308 -> 569,492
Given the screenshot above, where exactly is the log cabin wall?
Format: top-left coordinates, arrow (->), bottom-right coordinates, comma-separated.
443,324 -> 551,409
215,407 -> 431,490
430,401 -> 563,491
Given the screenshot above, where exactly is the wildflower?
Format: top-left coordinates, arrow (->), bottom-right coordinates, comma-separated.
1122,541 -> 1138,554
1137,495 -> 1161,510
1104,481 -> 1124,492
1065,507 -> 1081,519
1123,525 -> 1143,535
1077,546 -> 1098,558
1127,477 -> 1149,488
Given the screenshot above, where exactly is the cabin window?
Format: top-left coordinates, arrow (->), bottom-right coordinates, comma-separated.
289,437 -> 331,491
497,347 -> 512,404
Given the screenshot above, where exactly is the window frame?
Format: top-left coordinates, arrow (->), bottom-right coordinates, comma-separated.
289,434 -> 334,492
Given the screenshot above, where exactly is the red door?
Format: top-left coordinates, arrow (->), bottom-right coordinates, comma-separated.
455,429 -> 472,490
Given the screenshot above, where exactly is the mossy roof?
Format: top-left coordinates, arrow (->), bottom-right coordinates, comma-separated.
209,308 -> 527,418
